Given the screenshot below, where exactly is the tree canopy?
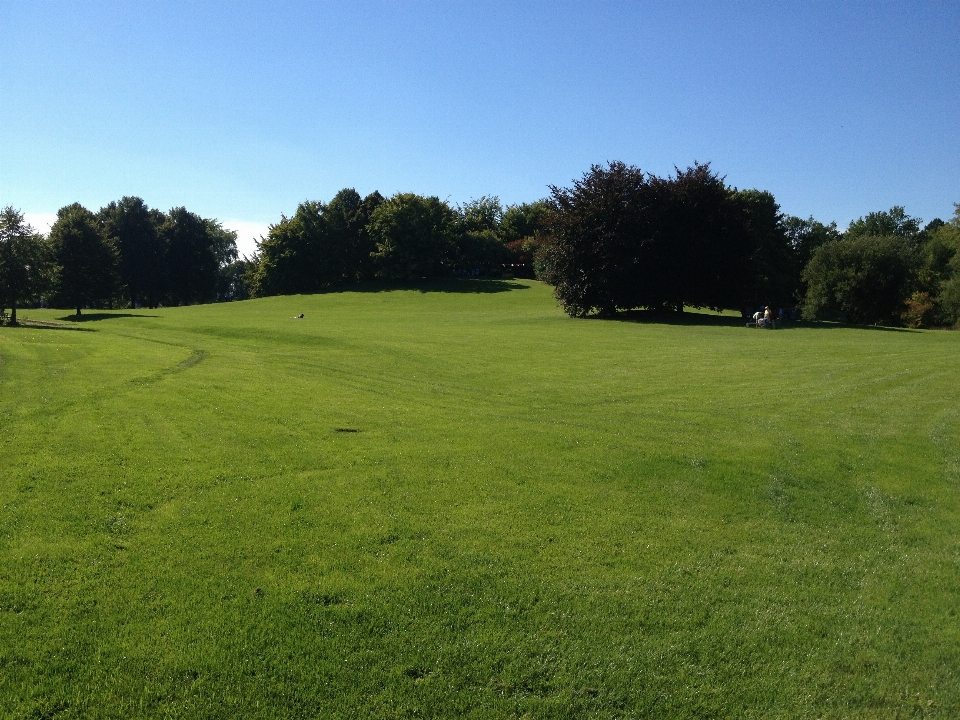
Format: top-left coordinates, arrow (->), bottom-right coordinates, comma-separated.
542,162 -> 792,317
0,207 -> 47,324
49,203 -> 117,316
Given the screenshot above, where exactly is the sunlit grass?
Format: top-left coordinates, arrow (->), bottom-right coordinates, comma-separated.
1,280 -> 958,718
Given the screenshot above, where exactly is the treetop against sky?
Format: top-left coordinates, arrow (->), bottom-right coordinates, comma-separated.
2,0 -> 958,258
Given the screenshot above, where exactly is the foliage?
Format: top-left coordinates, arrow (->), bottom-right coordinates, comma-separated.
162,207 -> 220,305
206,219 -> 239,268
48,203 -> 117,315
802,234 -> 919,325
457,196 -> 503,233
0,207 -> 48,324
542,161 -> 651,316
500,201 -> 550,278
251,202 -> 326,296
452,229 -> 512,276
369,193 -> 459,280
782,215 -> 841,298
901,291 -> 937,328
217,259 -> 254,301
250,190 -> 385,296
845,205 -> 922,241
730,189 -> 795,307
98,197 -> 168,308
928,204 -> 960,326
544,162 -> 769,317
500,201 -> 550,245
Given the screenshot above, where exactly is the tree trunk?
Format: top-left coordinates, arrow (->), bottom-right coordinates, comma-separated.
676,301 -> 684,314
76,304 -> 82,317
10,301 -> 17,325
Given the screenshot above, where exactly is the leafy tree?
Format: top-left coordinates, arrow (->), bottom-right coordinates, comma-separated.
500,201 -> 550,278
0,207 -> 47,325
801,234 -> 919,325
731,189 -> 795,308
645,163 -> 755,313
452,229 -> 512,276
99,197 -> 167,308
325,188 -> 383,283
369,193 -> 458,281
250,189 -> 384,297
542,161 -> 652,317
49,203 -> 117,316
783,215 -> 841,291
458,196 -> 503,233
162,207 -> 219,305
451,197 -> 511,276
938,256 -> 960,327
926,204 -> 960,326
251,203 -> 325,296
845,206 -> 921,241
500,201 -> 550,245
217,259 -> 253,301
207,220 -> 239,268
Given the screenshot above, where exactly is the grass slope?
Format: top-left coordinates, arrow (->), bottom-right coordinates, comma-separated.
1,279 -> 958,718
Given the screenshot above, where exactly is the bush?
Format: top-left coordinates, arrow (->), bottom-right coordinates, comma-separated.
901,292 -> 936,328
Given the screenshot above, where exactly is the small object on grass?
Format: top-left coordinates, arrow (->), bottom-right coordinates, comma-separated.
254,587 -> 264,597
293,314 -> 304,319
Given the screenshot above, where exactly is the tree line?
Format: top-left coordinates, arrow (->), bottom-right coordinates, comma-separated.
2,164 -> 958,328
247,189 -> 548,295
538,162 -> 960,328
0,199 -> 239,323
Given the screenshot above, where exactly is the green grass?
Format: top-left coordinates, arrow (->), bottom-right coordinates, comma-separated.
1,279 -> 958,718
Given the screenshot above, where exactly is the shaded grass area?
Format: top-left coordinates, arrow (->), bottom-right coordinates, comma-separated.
1,280 -> 959,718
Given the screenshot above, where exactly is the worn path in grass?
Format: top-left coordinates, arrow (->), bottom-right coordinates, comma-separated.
1,280 -> 959,718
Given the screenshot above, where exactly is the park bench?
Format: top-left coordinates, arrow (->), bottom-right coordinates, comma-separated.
745,318 -> 779,329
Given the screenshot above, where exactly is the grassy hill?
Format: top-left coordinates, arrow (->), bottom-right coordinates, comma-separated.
1,279 -> 958,718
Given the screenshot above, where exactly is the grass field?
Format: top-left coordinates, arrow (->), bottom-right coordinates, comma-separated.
1,279 -> 959,718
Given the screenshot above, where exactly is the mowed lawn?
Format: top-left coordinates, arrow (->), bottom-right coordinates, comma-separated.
1,279 -> 958,719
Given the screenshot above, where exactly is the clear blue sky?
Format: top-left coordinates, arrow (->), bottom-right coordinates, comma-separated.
2,1 -> 958,256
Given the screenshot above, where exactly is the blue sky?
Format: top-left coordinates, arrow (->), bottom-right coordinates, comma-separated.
2,1 -> 958,257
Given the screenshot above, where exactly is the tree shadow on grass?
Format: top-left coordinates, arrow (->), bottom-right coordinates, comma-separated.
3,320 -> 96,332
600,309 -> 920,333
57,312 -> 159,322
337,278 -> 531,294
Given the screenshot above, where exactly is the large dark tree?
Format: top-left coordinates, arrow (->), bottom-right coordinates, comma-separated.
0,207 -> 47,325
49,203 -> 117,316
162,207 -> 219,305
543,162 -> 651,316
544,162 -> 765,317
99,197 -> 167,308
644,164 -> 754,313
732,189 -> 796,308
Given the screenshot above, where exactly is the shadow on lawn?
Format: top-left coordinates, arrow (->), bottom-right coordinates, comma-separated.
340,278 -> 531,294
58,312 -> 159,322
601,309 -> 920,333
3,319 -> 95,332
